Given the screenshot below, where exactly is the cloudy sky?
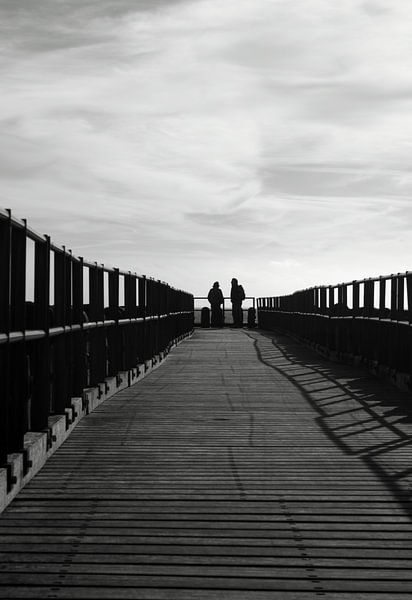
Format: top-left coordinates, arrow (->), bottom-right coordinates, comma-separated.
1,0 -> 412,298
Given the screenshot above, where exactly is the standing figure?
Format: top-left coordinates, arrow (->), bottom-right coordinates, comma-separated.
207,281 -> 224,328
230,278 -> 245,328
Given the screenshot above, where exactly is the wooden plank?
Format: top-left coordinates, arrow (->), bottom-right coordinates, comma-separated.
0,589 -> 400,600
1,553 -> 412,569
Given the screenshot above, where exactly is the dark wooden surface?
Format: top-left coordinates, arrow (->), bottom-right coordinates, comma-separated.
1,328 -> 412,598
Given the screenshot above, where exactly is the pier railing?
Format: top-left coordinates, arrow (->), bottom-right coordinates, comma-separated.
0,209 -> 194,469
258,272 -> 412,385
194,297 -> 256,326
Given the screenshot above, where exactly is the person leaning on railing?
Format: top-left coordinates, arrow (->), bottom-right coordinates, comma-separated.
207,281 -> 224,328
230,278 -> 245,328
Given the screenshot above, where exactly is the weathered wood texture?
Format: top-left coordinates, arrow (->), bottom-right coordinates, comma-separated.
1,328 -> 412,598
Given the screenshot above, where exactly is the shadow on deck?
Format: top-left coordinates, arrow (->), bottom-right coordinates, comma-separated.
0,328 -> 412,599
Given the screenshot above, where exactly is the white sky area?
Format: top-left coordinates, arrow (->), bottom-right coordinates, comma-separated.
1,0 -> 412,298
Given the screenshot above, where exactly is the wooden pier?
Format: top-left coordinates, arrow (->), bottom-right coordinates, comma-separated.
0,328 -> 412,598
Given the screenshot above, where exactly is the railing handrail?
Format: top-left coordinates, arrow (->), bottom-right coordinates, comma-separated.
194,296 -> 256,308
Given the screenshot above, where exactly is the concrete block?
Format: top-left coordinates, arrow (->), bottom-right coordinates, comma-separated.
64,407 -> 73,429
23,432 -> 47,479
47,415 -> 67,457
6,453 -> 24,505
84,378 -> 117,411
103,376 -> 117,400
71,397 -> 83,425
0,469 -> 8,513
137,364 -> 145,380
116,372 -> 129,393
8,453 -> 24,485
84,386 -> 101,413
128,367 -> 140,385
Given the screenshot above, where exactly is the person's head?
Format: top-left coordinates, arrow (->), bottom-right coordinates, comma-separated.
231,278 -> 238,286
213,281 -> 219,288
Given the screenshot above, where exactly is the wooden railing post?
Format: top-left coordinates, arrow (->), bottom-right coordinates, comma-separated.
88,264 -> 105,389
0,212 -> 12,464
9,220 -> 28,452
31,235 -> 51,432
379,278 -> 386,315
53,248 -> 70,414
364,279 -> 374,317
407,273 -> 412,324
72,257 -> 85,398
107,268 -> 121,377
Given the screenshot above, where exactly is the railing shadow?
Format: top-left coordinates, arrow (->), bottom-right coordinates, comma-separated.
246,329 -> 412,518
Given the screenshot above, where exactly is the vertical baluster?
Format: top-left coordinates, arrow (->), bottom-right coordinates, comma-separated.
0,212 -> 11,464
319,287 -> 327,314
11,221 -> 26,332
9,221 -> 28,453
379,278 -> 386,317
125,272 -> 136,319
0,211 -> 11,334
65,250 -> 72,325
65,251 -> 74,401
89,264 -> 105,388
72,258 -> 84,326
108,269 -> 119,316
337,284 -> 344,307
145,279 -> 153,359
397,275 -> 405,315
138,276 -> 146,317
53,248 -> 66,328
124,272 -> 137,372
72,257 -> 85,398
406,273 -> 412,324
390,275 -> 397,319
53,248 -> 69,414
89,263 -> 104,323
154,280 -> 161,356
107,269 -> 120,377
31,235 -> 51,432
341,284 -> 348,309
328,286 -> 334,312
138,276 -> 147,362
353,282 -> 360,315
364,279 -> 374,317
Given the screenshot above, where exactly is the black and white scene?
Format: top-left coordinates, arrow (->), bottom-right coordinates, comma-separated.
1,1 -> 412,598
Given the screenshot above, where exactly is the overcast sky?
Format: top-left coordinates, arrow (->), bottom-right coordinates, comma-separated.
1,0 -> 412,298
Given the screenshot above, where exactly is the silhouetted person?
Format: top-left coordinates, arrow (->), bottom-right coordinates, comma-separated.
230,278 -> 245,327
208,281 -> 224,327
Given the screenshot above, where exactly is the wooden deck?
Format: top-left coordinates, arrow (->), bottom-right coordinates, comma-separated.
1,328 -> 412,599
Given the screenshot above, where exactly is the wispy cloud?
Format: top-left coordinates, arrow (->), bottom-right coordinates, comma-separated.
1,0 -> 412,296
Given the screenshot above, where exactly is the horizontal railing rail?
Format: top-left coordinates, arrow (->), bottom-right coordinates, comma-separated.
257,272 -> 412,386
194,296 -> 256,308
0,209 -> 194,477
194,297 -> 256,326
